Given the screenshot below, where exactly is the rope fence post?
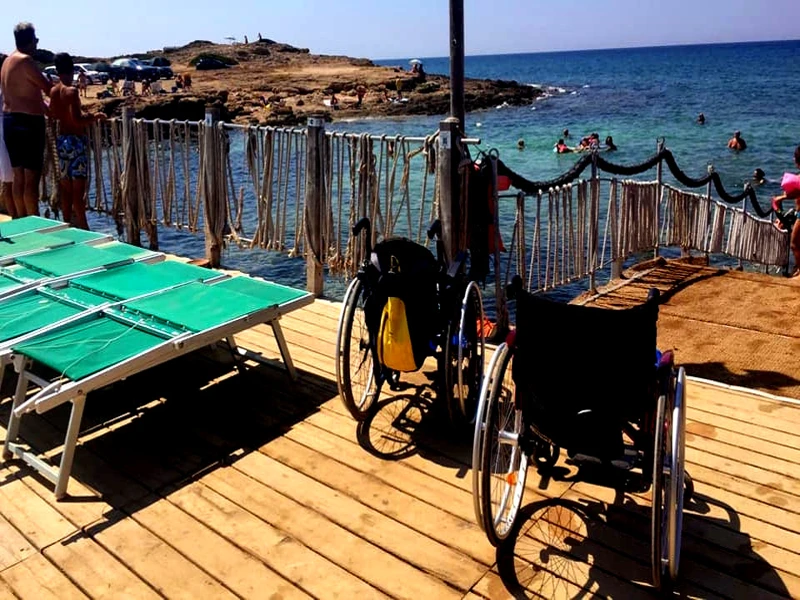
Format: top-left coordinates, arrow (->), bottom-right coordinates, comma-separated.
704,166 -> 713,263
121,107 -> 141,247
589,152 -> 598,291
655,138 -> 664,259
202,107 -> 223,267
304,115 -> 326,296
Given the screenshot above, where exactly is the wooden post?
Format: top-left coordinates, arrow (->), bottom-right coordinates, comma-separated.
304,115 -> 325,296
590,152 -> 599,290
121,107 -> 140,247
449,0 -> 466,131
437,117 -> 461,266
655,139 -> 664,259
202,108 -> 223,267
610,178 -> 622,280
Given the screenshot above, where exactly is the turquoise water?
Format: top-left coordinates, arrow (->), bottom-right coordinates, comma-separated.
87,40 -> 800,298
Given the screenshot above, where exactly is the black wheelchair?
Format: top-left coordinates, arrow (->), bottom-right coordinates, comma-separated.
472,280 -> 691,589
335,218 -> 485,423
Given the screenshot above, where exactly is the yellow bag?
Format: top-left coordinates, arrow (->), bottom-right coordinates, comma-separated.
377,296 -> 418,372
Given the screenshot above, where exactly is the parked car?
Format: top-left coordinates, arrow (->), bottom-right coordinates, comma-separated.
75,64 -> 109,85
44,64 -> 109,85
140,58 -> 174,80
42,66 -> 59,83
110,58 -> 159,82
195,57 -> 229,71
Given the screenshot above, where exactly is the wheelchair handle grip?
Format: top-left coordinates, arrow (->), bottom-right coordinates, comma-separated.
506,275 -> 524,300
427,219 -> 442,241
353,217 -> 372,256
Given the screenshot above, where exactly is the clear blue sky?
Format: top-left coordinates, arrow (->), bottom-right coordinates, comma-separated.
1,0 -> 798,60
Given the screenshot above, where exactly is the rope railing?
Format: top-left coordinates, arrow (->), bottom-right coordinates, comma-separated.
497,146 -> 770,218
493,146 -> 787,298
79,117 -> 438,281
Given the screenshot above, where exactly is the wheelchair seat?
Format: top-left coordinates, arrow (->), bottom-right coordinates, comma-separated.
512,289 -> 660,460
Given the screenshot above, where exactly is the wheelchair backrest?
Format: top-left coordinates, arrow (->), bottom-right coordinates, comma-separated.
368,237 -> 441,368
512,290 -> 659,419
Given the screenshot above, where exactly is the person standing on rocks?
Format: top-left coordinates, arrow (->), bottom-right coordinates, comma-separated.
0,22 -> 52,217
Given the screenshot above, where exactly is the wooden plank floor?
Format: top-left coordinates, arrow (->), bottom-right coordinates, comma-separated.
0,294 -> 798,598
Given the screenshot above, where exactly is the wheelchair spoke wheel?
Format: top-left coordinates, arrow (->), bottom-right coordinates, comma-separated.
472,342 -> 507,530
480,343 -> 528,546
336,278 -> 382,421
668,367 -> 687,581
651,391 -> 672,589
444,282 -> 486,423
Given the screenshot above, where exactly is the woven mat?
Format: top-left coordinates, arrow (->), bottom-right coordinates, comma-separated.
582,260 -> 800,400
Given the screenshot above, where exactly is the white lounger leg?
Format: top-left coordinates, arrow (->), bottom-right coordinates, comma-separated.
270,320 -> 297,381
2,360 -> 30,460
54,396 -> 87,499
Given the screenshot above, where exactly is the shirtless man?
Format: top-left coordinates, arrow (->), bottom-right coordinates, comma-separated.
49,53 -> 104,230
0,22 -> 51,217
727,130 -> 747,152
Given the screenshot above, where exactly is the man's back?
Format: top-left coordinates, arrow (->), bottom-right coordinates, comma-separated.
49,82 -> 84,136
1,51 -> 49,115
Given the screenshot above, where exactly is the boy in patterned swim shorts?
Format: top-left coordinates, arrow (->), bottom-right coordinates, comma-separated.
48,53 -> 105,230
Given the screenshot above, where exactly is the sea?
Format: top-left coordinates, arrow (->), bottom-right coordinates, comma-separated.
86,39 -> 800,300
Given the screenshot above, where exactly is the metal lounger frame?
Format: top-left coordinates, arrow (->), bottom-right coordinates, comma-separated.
3,291 -> 313,498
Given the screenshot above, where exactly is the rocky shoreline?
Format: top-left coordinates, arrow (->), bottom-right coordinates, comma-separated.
83,39 -> 541,126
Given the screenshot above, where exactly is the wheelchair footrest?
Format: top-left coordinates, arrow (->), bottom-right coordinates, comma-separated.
569,447 -> 637,471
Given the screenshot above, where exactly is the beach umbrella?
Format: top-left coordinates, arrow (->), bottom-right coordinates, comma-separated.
409,59 -> 423,65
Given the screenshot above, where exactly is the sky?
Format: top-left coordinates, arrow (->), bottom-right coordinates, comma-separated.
1,0 -> 798,60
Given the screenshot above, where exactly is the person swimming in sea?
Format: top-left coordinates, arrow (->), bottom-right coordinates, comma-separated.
554,138 -> 572,154
517,139 -> 525,150
753,168 -> 766,186
697,112 -> 706,125
604,136 -> 617,151
727,130 -> 747,151
577,133 -> 600,151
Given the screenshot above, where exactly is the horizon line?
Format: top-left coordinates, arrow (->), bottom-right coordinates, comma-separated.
373,37 -> 800,62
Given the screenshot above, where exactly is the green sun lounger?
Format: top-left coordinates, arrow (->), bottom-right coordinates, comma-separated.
3,271 -> 313,499
0,228 -> 112,265
0,239 -> 164,300
0,216 -> 68,238
0,260 -> 224,386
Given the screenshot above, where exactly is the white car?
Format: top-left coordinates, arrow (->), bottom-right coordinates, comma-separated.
43,64 -> 108,85
75,64 -> 109,85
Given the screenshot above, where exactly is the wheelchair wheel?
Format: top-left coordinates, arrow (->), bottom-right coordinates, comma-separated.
651,391 -> 670,589
336,277 -> 382,421
667,367 -> 687,581
472,340 -> 508,530
478,343 -> 528,546
444,281 -> 486,423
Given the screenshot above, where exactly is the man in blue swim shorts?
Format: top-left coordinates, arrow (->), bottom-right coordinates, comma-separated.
0,23 -> 52,217
49,52 -> 104,230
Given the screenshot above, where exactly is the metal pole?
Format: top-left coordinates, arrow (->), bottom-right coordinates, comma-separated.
449,0 -> 465,132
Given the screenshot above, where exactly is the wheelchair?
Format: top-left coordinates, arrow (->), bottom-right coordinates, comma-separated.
472,280 -> 692,590
335,218 -> 485,423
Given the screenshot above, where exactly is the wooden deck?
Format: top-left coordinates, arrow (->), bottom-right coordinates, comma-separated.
0,285 -> 799,598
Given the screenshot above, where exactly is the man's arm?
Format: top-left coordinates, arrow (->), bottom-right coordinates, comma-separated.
24,56 -> 52,94
69,87 -> 102,126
